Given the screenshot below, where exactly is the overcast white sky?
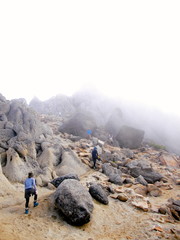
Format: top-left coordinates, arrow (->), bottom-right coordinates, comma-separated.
0,1 -> 180,115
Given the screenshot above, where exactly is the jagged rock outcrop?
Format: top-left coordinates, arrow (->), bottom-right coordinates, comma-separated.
0,96 -> 54,182
0,94 -> 89,185
116,125 -> 144,149
29,95 -> 75,117
7,99 -> 53,140
54,179 -> 94,225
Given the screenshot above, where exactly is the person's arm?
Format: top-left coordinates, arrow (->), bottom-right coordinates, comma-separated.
96,150 -> 99,158
32,178 -> 37,191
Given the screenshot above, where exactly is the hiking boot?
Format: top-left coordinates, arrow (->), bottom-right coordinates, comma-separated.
34,202 -> 39,207
25,208 -> 29,214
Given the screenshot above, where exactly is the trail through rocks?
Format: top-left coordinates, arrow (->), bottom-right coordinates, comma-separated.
0,171 -> 179,240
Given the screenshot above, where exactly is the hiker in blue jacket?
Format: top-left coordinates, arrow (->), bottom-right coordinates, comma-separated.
24,172 -> 39,214
92,146 -> 99,169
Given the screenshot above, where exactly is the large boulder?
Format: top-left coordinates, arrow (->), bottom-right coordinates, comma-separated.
89,183 -> 109,205
116,125 -> 144,149
105,108 -> 123,136
102,163 -> 123,185
59,110 -> 97,138
126,160 -> 163,183
54,179 -> 94,225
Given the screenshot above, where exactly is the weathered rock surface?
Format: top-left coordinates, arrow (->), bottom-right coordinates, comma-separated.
59,110 -> 97,138
168,199 -> 180,221
55,148 -> 89,176
50,173 -> 80,188
102,163 -> 123,185
89,183 -> 109,205
116,125 -> 144,149
105,108 -> 123,136
126,159 -> 163,183
54,179 -> 94,225
159,153 -> 180,168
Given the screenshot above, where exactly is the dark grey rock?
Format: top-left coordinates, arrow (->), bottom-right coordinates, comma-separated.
105,108 -> 123,136
54,179 -> 94,225
173,200 -> 180,207
116,125 -> 144,149
89,183 -> 109,205
136,175 -> 148,186
121,148 -> 134,159
126,160 -> 163,183
102,163 -> 121,177
109,174 -> 123,185
51,173 -> 80,188
0,129 -> 16,141
59,110 -> 97,138
123,178 -> 134,184
102,163 -> 123,185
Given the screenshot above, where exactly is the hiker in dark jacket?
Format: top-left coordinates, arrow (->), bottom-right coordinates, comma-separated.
24,172 -> 39,214
92,147 -> 99,169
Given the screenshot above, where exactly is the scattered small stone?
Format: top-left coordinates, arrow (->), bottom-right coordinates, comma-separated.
158,207 -> 167,215
117,193 -> 128,202
153,225 -> 164,232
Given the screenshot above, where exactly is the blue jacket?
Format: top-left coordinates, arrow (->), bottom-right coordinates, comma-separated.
24,177 -> 37,190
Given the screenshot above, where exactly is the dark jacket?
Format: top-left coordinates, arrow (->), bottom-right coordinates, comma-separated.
92,148 -> 98,159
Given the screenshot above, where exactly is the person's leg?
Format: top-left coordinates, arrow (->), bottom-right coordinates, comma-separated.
25,197 -> 29,208
93,158 -> 96,168
25,197 -> 29,214
33,191 -> 39,207
34,192 -> 37,202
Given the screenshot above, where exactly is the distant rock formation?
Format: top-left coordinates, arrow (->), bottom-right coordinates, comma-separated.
29,95 -> 75,118
59,110 -> 97,138
105,108 -> 123,136
116,125 -> 145,149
